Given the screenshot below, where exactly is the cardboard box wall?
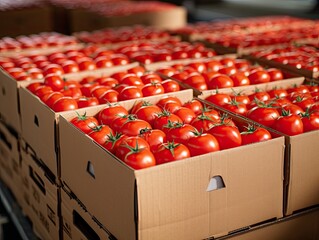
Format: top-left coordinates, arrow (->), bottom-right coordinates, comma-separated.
198,78 -> 319,216
20,149 -> 60,240
60,89 -> 284,240
0,119 -> 23,205
18,63 -> 138,179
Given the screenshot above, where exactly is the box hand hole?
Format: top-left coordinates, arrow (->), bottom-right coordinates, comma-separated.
29,166 -> 46,195
86,161 -> 95,179
206,175 -> 225,192
34,115 -> 39,127
73,210 -> 100,240
1,86 -> 5,96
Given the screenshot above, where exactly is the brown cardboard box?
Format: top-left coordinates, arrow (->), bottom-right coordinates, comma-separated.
61,189 -> 112,240
0,6 -> 53,38
59,89 -> 284,240
20,149 -> 60,240
217,207 -> 319,240
18,62 -> 139,178
0,119 -> 23,204
199,79 -> 319,216
69,6 -> 187,32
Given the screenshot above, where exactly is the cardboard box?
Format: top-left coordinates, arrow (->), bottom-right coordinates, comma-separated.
18,62 -> 139,178
0,6 -> 53,38
199,78 -> 319,216
59,89 -> 284,240
20,149 -> 60,240
61,188 -> 112,240
0,119 -> 22,201
216,207 -> 319,240
69,6 -> 186,32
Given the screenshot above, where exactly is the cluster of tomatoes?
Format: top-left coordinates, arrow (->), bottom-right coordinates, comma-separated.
205,84 -> 319,136
173,16 -> 308,36
76,25 -> 171,44
251,45 -> 319,73
0,32 -> 79,52
0,46 -> 131,81
71,96 -> 272,169
25,65 -> 181,112
112,41 -> 217,65
155,57 -> 284,91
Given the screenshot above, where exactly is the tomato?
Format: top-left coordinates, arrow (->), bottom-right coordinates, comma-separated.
70,113 -> 99,134
248,69 -> 270,84
102,132 -> 127,154
88,125 -> 114,145
76,97 -> 99,108
267,68 -> 284,81
153,110 -> 182,131
218,66 -> 237,75
220,57 -> 235,67
205,93 -> 231,106
157,96 -> 182,109
77,58 -> 96,71
98,104 -> 129,125
135,105 -> 162,126
120,119 -> 152,136
223,100 -> 247,115
115,136 -> 150,160
249,90 -> 271,102
241,125 -> 272,145
139,128 -> 166,151
154,142 -> 191,164
140,73 -> 162,84
52,97 -> 78,112
124,148 -> 156,169
183,99 -> 203,115
142,82 -> 165,96
118,86 -> 143,101
60,86 -> 82,98
96,77 -> 119,88
95,56 -> 113,69
273,112 -> 303,136
230,72 -> 250,86
191,113 -> 219,132
27,82 -> 43,93
207,74 -> 234,89
35,86 -> 53,98
44,91 -> 64,108
232,94 -> 250,105
293,96 -> 315,111
161,79 -> 180,93
120,75 -> 144,88
174,107 -> 196,124
247,106 -> 280,127
166,123 -> 196,145
95,89 -> 117,103
156,66 -> 176,77
301,112 -> 319,132
205,60 -> 223,72
279,104 -> 304,116
127,66 -> 146,77
187,62 -> 207,73
61,60 -> 79,74
43,64 -> 64,76
208,124 -> 242,150
186,131 -> 220,156
287,85 -> 310,95
267,88 -> 288,99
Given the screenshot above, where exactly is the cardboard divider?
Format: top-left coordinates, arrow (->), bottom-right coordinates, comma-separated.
59,89 -> 284,240
198,79 -> 319,216
20,149 -> 60,240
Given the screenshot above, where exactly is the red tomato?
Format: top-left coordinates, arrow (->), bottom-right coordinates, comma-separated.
119,86 -> 143,101
139,128 -> 167,152
44,91 -> 64,108
70,113 -> 99,134
76,97 -> 99,108
120,119 -> 152,136
153,111 -> 182,131
27,82 -> 43,93
301,112 -> 319,132
120,75 -> 144,88
135,105 -> 162,126
183,99 -> 203,115
98,104 -> 129,125
208,123 -> 242,150
96,77 -> 119,88
154,142 -> 191,164
35,86 -> 53,98
248,69 -> 271,84
88,125 -> 114,145
95,56 -> 113,69
102,132 -> 127,154
279,104 -> 304,116
142,82 -> 165,96
115,136 -> 150,160
52,97 -> 78,112
191,113 -> 219,132
174,107 -> 196,124
267,68 -> 284,81
205,93 -> 231,106
124,148 -> 156,169
273,113 -> 303,136
205,60 -> 223,72
208,74 -> 234,89
156,96 -> 182,110
249,91 -> 271,102
78,58 -> 96,71
60,86 -> 82,98
140,73 -> 162,84
230,72 -> 250,86
268,88 -> 288,99
223,100 -> 247,115
187,132 -> 220,156
247,106 -> 280,127
161,79 -> 181,93
293,96 -> 315,111
241,125 -> 272,145
232,94 -> 251,105
166,123 -> 196,145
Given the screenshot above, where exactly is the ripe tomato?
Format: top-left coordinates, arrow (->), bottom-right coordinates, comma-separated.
27,82 -> 43,93
70,113 -> 99,134
208,74 -> 234,89
174,107 -> 196,124
241,125 -> 272,145
120,75 -> 144,88
186,131 -> 220,156
102,132 -> 127,154
154,142 -> 191,164
183,99 -> 203,115
267,68 -> 284,81
156,96 -> 182,109
279,104 -> 304,116
98,104 -> 129,125
293,96 -> 315,111
60,86 -> 82,98
273,113 -> 303,136
161,79 -> 180,93
35,85 -> 53,98
44,91 -> 64,108
301,112 -> 319,132
247,106 -> 280,127
208,124 -> 242,150
135,105 -> 162,127
115,136 -> 150,160
230,72 -> 250,86
76,97 -> 99,108
52,97 -> 78,112
223,100 -> 247,115
120,119 -> 152,136
191,113 -> 219,132
88,125 -> 114,145
248,69 -> 270,84
166,123 -> 196,145
142,82 -> 165,96
267,88 -> 288,99
248,90 -> 271,102
140,73 -> 162,84
153,110 -> 182,130
139,128 -> 167,151
118,86 -> 143,101
205,93 -> 231,106
124,148 -> 156,170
